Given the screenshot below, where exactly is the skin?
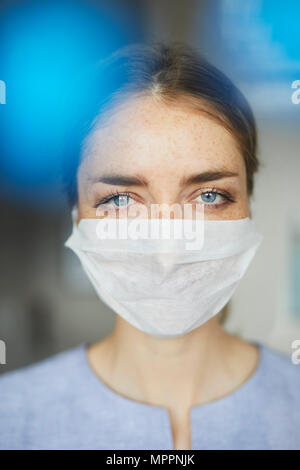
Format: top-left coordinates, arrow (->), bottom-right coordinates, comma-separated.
76,93 -> 259,450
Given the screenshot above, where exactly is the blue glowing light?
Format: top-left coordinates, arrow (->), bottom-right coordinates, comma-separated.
0,0 -> 143,208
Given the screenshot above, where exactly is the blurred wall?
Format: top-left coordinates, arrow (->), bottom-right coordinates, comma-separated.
225,120 -> 300,354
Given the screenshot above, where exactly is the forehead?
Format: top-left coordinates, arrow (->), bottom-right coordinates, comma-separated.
80,94 -> 244,176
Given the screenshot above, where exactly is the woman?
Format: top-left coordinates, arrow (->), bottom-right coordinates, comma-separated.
0,43 -> 299,450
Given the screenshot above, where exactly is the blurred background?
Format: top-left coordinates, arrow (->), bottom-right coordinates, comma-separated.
0,0 -> 300,372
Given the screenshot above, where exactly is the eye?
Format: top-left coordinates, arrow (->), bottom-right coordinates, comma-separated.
199,191 -> 223,204
192,189 -> 235,207
95,192 -> 136,208
110,194 -> 134,208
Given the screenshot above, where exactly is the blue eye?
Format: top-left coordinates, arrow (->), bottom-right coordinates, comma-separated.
199,191 -> 222,204
111,194 -> 131,207
97,192 -> 135,208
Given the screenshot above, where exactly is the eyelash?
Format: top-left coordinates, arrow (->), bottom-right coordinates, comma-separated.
93,190 -> 136,208
191,187 -> 236,207
93,187 -> 236,209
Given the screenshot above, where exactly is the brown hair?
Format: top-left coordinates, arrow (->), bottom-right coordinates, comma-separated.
62,42 -> 259,206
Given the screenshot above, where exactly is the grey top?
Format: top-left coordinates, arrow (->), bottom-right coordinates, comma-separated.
0,341 -> 299,450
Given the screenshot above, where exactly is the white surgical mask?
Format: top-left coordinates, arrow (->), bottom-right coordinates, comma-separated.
65,211 -> 263,338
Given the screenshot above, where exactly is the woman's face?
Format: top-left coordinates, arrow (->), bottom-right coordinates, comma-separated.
76,94 -> 250,221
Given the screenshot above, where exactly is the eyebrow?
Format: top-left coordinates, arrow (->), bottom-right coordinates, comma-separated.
89,170 -> 238,187
180,170 -> 238,186
89,174 -> 148,187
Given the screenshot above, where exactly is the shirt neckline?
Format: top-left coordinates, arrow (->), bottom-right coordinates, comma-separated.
76,339 -> 265,415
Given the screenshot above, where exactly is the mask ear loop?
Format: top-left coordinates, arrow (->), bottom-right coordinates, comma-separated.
249,198 -> 255,218
71,206 -> 79,225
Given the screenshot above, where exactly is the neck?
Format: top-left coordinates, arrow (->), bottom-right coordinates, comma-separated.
87,315 -> 258,411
